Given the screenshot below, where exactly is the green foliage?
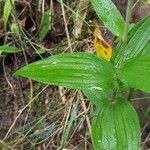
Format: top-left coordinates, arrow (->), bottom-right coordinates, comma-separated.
37,47 -> 46,54
83,88 -> 112,108
3,0 -> 15,30
91,0 -> 125,37
38,9 -> 51,40
60,100 -> 79,149
16,52 -> 116,90
140,0 -> 150,4
92,97 -> 140,150
15,0 -> 150,149
118,56 -> 150,92
0,44 -> 19,53
11,22 -> 19,34
113,15 -> 150,63
141,43 -> 150,55
126,16 -> 150,58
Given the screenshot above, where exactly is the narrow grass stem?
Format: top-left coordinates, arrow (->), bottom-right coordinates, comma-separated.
60,0 -> 73,52
119,0 -> 133,68
11,2 -> 34,102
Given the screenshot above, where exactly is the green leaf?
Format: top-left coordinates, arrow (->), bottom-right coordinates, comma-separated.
60,100 -> 79,149
140,42 -> 150,56
83,88 -> 112,108
0,44 -> 19,53
91,0 -> 125,37
92,97 -> 140,150
36,47 -> 46,54
39,9 -> 51,40
3,0 -> 15,30
118,56 -> 150,92
125,15 -> 150,59
11,22 -> 19,34
140,0 -> 150,4
113,15 -> 150,64
16,52 -> 116,90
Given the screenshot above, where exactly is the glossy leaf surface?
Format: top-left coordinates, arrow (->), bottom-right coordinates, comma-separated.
113,15 -> 150,64
16,52 -> 116,90
83,88 -> 112,108
125,16 -> 150,59
119,56 -> 150,92
91,0 -> 125,37
92,97 -> 140,150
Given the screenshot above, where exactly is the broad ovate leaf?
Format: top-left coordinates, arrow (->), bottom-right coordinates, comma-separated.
118,56 -> 150,92
91,0 -> 125,37
16,52 -> 116,90
92,97 -> 140,150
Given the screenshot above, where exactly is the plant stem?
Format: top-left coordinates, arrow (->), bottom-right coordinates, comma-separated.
113,0 -> 134,102
120,0 -> 135,102
119,0 -> 133,68
127,88 -> 134,101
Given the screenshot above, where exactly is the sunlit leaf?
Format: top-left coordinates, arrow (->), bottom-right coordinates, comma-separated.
113,15 -> 150,64
83,88 -> 112,108
91,0 -> 125,37
118,56 -> 150,92
16,52 -> 116,90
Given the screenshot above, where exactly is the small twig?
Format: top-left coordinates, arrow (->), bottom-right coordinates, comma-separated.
59,86 -> 67,104
2,57 -> 16,97
11,2 -> 34,102
60,0 -> 72,52
38,107 -> 88,147
14,53 -> 25,106
142,132 -> 150,149
79,91 -> 91,134
131,96 -> 150,101
57,0 -> 90,27
45,104 -> 89,148
3,85 -> 49,140
132,0 -> 139,9
62,42 -> 75,53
